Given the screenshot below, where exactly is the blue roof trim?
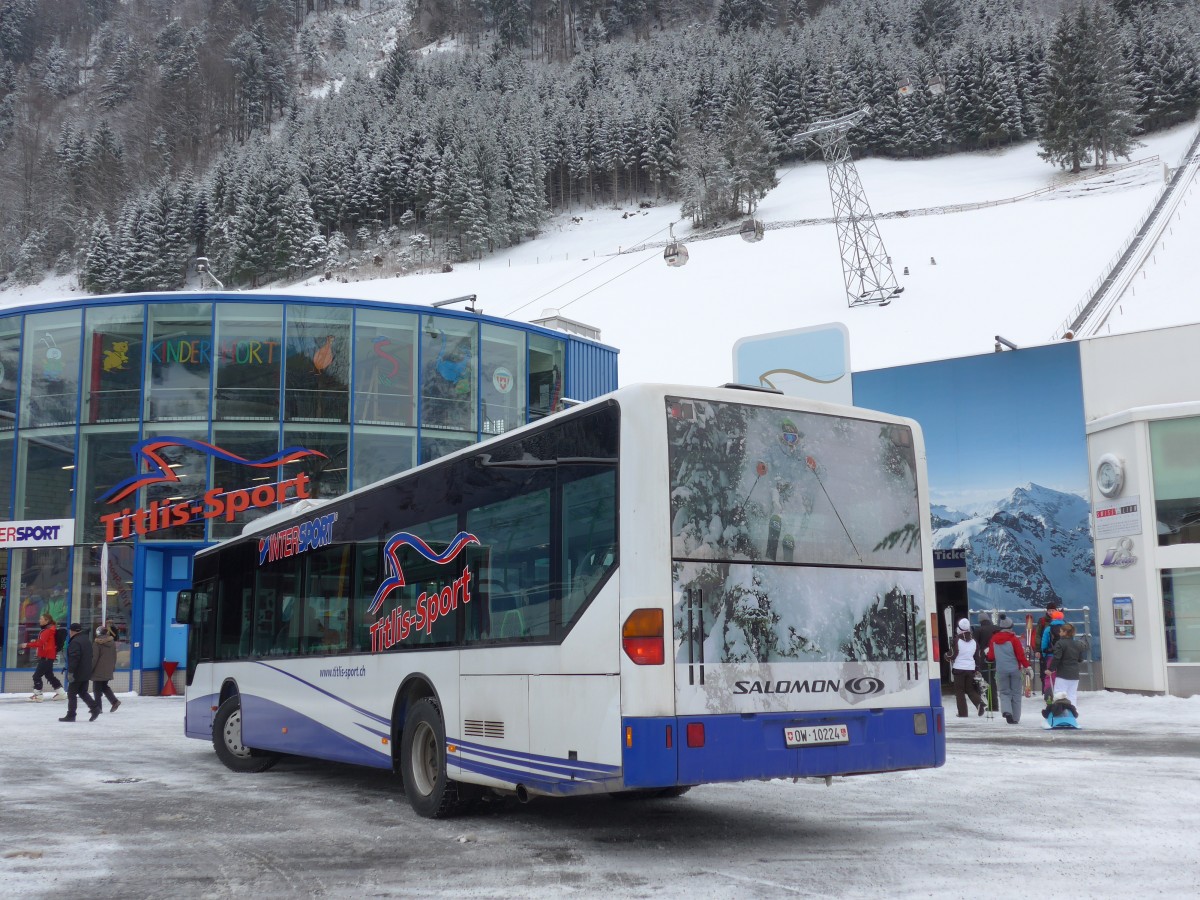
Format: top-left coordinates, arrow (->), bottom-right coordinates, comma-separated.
0,291 -> 618,352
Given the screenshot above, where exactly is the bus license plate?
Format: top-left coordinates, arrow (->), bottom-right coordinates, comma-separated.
784,724 -> 849,747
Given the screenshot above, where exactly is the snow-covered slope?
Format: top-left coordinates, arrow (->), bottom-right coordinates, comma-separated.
3,121 -> 1199,388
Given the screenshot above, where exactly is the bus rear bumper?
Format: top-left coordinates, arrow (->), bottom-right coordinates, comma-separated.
621,707 -> 946,789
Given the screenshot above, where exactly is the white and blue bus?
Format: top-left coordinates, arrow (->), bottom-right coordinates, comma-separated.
176,383 -> 945,817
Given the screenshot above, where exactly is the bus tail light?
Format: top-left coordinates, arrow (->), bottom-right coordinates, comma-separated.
686,722 -> 705,747
622,609 -> 664,665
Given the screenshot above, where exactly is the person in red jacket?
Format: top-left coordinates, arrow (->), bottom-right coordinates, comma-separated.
21,613 -> 65,702
986,614 -> 1032,724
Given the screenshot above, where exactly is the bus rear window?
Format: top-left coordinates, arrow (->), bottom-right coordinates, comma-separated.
667,398 -> 920,568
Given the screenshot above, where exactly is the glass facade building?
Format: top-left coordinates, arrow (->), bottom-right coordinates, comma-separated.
0,293 -> 617,694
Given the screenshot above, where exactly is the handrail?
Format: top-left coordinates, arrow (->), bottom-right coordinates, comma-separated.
1051,120 -> 1200,340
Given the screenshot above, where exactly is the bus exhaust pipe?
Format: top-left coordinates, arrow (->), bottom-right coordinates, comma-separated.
515,784 -> 531,804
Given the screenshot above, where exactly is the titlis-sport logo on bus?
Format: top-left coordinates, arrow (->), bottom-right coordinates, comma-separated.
733,676 -> 886,696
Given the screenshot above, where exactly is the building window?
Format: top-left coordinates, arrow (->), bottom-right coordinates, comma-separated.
420,315 -> 476,432
419,432 -> 475,466
528,334 -> 564,422
0,317 -> 20,429
74,543 -> 134,662
83,306 -> 144,424
21,310 -> 82,428
354,310 -> 416,426
16,430 -> 75,520
481,324 -> 525,436
1151,417 -> 1200,546
1162,568 -> 1200,663
78,426 -> 140,543
145,302 -> 213,422
7,547 -> 72,669
209,425 -> 280,540
352,426 -> 414,491
0,433 -> 12,519
285,304 -> 350,424
214,304 -> 282,421
139,425 -> 209,542
282,425 -> 348,502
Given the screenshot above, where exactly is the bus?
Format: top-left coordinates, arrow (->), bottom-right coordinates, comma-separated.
175,383 -> 945,817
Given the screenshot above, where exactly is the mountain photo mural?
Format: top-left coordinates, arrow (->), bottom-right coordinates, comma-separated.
931,483 -> 1094,611
853,343 -> 1097,622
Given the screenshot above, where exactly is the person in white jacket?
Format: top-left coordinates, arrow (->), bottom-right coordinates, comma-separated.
951,618 -> 985,717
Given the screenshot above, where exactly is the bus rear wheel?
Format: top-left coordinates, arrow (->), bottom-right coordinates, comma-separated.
213,696 -> 280,774
401,698 -> 473,818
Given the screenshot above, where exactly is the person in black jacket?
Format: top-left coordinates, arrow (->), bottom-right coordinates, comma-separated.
60,623 -> 101,723
974,614 -> 998,710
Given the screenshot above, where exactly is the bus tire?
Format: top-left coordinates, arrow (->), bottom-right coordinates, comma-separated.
401,698 -> 469,818
213,696 -> 280,774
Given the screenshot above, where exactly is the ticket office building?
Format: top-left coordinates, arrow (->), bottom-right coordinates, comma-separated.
0,292 -> 617,694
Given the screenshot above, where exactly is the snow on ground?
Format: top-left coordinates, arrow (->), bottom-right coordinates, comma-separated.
3,122 -> 1197,387
1,689 -> 1198,898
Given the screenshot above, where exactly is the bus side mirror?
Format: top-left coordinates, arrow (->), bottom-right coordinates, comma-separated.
176,590 -> 193,624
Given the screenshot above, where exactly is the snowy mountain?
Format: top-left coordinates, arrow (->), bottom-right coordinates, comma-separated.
932,483 -> 1093,613
930,504 -> 971,530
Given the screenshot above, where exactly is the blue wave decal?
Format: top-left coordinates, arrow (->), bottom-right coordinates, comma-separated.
99,437 -> 327,505
451,755 -> 623,796
368,531 -> 480,615
253,661 -> 390,727
450,736 -> 620,779
241,694 -> 390,769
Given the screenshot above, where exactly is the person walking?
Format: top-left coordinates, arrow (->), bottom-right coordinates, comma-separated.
951,618 -> 985,718
974,613 -> 998,710
91,625 -> 121,713
1034,601 -> 1062,681
21,613 -> 66,702
1049,622 -> 1088,706
60,623 -> 101,723
986,615 -> 1032,724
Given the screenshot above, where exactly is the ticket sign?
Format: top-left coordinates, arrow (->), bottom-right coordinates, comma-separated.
0,519 -> 75,549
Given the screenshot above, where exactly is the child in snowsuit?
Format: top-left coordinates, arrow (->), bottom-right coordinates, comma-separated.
1042,690 -> 1080,728
1040,609 -> 1065,701
1049,622 -> 1088,706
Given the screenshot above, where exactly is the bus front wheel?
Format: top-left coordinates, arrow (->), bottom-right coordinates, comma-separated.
401,698 -> 472,818
213,696 -> 280,774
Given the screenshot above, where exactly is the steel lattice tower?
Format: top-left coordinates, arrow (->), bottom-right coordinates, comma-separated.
797,109 -> 903,308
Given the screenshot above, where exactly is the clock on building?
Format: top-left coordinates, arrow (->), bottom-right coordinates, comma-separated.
1095,453 -> 1125,498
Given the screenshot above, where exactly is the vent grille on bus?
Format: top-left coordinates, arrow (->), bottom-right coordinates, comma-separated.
463,719 -> 505,739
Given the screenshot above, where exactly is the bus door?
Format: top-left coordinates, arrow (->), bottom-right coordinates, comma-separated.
183,580 -> 217,738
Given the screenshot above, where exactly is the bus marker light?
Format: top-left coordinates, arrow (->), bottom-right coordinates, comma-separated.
282,727 -> 288,734
381,738 -> 389,746
448,744 -> 457,754
666,725 -> 673,748
622,609 -> 664,665
625,726 -> 633,748
686,723 -> 704,747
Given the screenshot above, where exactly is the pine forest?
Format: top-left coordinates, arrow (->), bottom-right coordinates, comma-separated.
0,0 -> 1197,293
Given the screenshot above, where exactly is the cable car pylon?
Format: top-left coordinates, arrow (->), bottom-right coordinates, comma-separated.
796,108 -> 903,308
